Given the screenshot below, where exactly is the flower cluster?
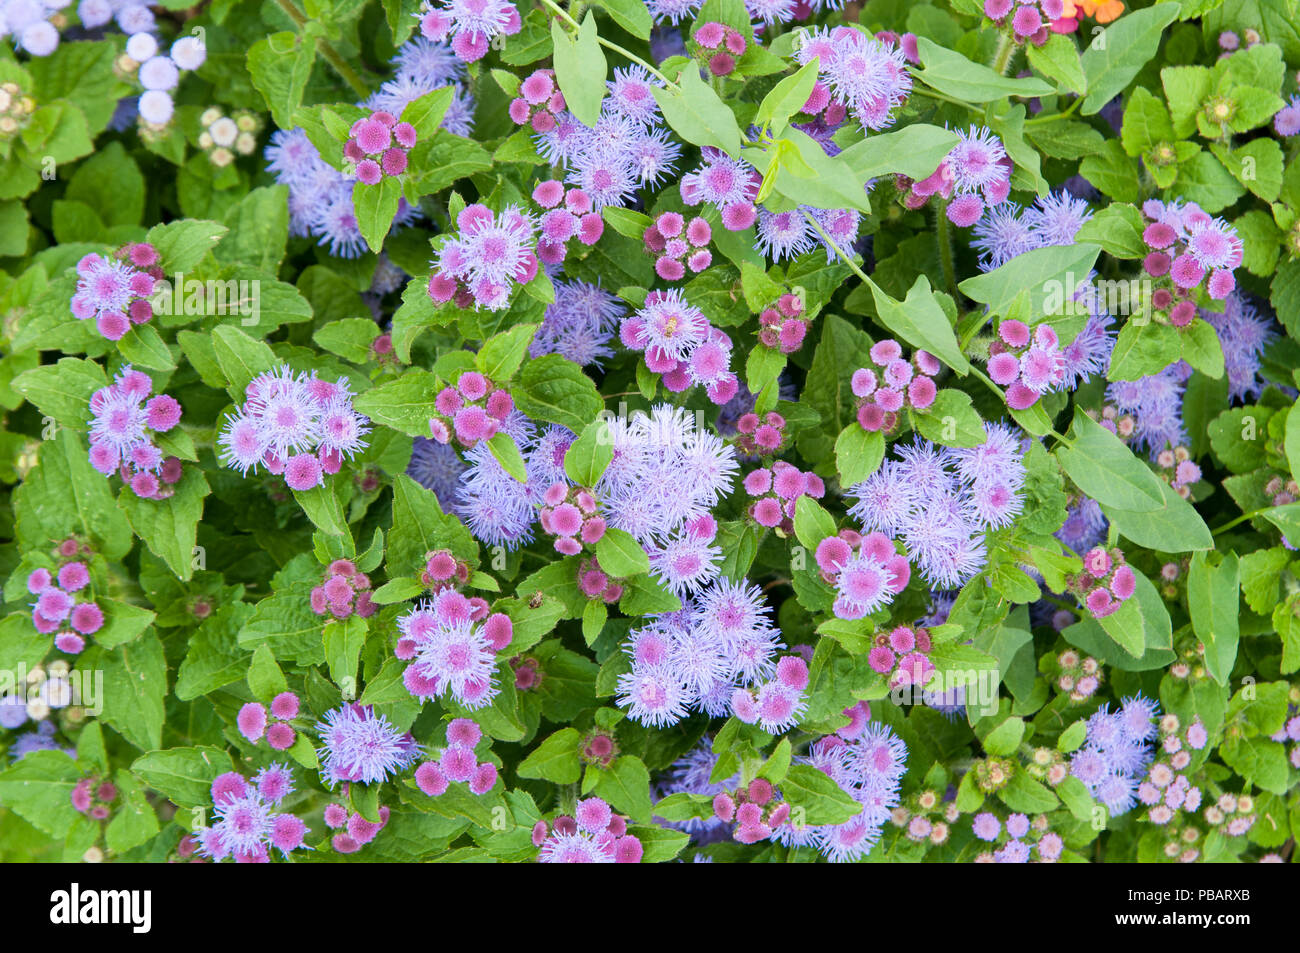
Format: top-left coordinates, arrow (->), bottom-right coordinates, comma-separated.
417,0 -> 521,63
538,482 -> 606,554
1140,199 -> 1242,302
324,802 -> 391,854
394,589 -> 514,708
777,724 -> 908,862
1050,649 -> 1104,701
195,765 -> 308,862
534,69 -> 679,210
795,27 -> 912,133
732,411 -> 789,460
237,693 -> 302,751
903,126 -> 1012,226
1068,696 -> 1158,815
982,0 -> 1069,46
413,718 -> 499,796
985,319 -> 1066,410
577,556 -> 625,604
865,625 -> 936,689
1104,366 -> 1189,460
534,797 -> 644,863
691,21 -> 747,77
197,107 -> 260,166
1204,292 -> 1275,402
316,703 -> 420,787
971,811 -> 1066,862
743,460 -> 825,531
427,370 -> 514,447
70,776 -> 117,820
370,37 -> 474,137
27,559 -> 103,655
847,428 -> 1027,588
0,81 -> 34,138
814,529 -> 911,620
731,654 -> 810,733
852,339 -> 941,430
617,579 -> 784,727
680,148 -> 759,231
972,190 -> 1093,269
620,290 -> 739,405
419,548 -> 472,590
217,365 -> 370,488
345,110 -> 417,184
429,203 -> 539,311
531,180 -> 603,264
755,292 -> 809,354
87,365 -> 185,498
309,558 -> 378,619
509,69 -> 566,130
71,243 -> 162,340
711,778 -> 793,843
1154,445 -> 1202,499
529,279 -> 625,368
643,211 -> 713,281
1136,714 -> 1208,828
119,33 -> 208,130
1066,546 -> 1137,619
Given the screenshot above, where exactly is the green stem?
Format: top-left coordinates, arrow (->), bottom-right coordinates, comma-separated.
991,33 -> 1015,76
908,82 -> 982,113
274,0 -> 369,100
935,201 -> 959,303
801,210 -> 877,293
538,0 -> 678,89
1211,508 -> 1268,536
1024,97 -> 1082,126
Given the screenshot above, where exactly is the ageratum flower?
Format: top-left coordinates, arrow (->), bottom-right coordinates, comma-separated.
316,704 -> 421,787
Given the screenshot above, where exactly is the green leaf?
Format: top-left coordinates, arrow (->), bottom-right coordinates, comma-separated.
870,275 -> 969,375
838,123 -> 960,181
486,431 -> 528,483
211,325 -> 277,397
914,36 -> 1054,101
594,526 -> 650,577
550,14 -> 607,127
1188,552 -> 1240,685
599,0 -> 651,38
352,368 -> 440,437
1080,3 -> 1182,114
1026,32 -> 1087,95
119,468 -> 209,582
294,483 -> 349,536
475,323 -> 537,382
247,31 -> 316,129
958,243 -> 1101,321
563,418 -> 614,486
78,634 -> 168,752
1099,478 -> 1214,553
11,357 -> 107,429
324,615 -> 367,692
834,424 -> 885,487
912,389 -> 986,448
354,175 -> 402,254
517,728 -> 582,783
130,746 -> 236,810
147,218 -> 228,272
1056,409 -> 1166,512
792,497 -> 836,553
400,85 -> 454,141
652,64 -> 743,157
781,763 -> 863,825
512,355 -> 603,432
755,58 -> 821,135
1074,203 -> 1148,259
589,755 -> 653,823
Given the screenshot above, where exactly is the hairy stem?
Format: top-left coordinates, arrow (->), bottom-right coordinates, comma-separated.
274,0 -> 370,100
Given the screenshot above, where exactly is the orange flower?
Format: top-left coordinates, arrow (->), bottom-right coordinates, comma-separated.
1066,0 -> 1125,22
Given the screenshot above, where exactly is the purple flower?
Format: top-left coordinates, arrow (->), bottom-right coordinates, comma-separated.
796,27 -> 911,133
530,279 -> 624,367
1203,293 -> 1276,402
316,703 -> 420,787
